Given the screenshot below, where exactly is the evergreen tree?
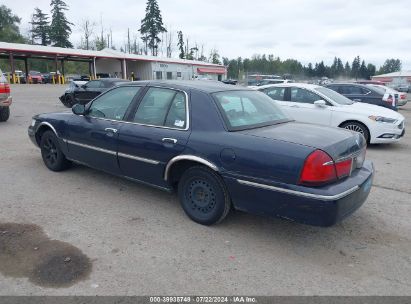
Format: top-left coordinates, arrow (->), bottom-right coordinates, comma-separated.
49,0 -> 73,48
344,61 -> 351,78
0,5 -> 25,43
177,31 -> 185,59
359,60 -> 368,79
367,63 -> 376,79
139,0 -> 166,56
209,49 -> 221,64
351,56 -> 361,79
378,59 -> 402,74
30,8 -> 50,46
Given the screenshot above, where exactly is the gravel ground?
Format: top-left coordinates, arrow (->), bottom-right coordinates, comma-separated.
0,84 -> 410,295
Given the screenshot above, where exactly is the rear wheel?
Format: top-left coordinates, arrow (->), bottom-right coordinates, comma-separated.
340,121 -> 370,143
178,166 -> 231,225
0,107 -> 10,122
40,131 -> 71,171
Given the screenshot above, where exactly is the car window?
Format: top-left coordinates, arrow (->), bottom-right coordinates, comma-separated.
262,87 -> 285,101
290,87 -> 322,104
86,80 -> 102,88
133,87 -> 187,129
314,87 -> 354,105
88,86 -> 141,120
213,90 -> 290,131
340,85 -> 363,95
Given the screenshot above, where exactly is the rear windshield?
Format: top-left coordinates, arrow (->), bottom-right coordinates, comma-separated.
315,87 -> 354,105
213,90 -> 290,131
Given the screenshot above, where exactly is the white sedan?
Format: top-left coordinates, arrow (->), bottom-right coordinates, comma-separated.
257,83 -> 405,144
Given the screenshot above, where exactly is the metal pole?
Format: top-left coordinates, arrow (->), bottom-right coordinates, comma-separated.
9,52 -> 15,83
93,57 -> 97,79
24,58 -> 29,84
123,59 -> 127,80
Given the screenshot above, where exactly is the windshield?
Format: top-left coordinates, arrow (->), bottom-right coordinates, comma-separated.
315,87 -> 354,105
213,90 -> 290,131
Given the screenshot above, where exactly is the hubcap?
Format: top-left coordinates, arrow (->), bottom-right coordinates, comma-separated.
187,179 -> 216,214
43,138 -> 58,165
344,124 -> 364,134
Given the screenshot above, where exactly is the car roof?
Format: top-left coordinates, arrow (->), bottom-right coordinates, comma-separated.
92,78 -> 130,83
257,83 -> 322,90
120,80 -> 250,93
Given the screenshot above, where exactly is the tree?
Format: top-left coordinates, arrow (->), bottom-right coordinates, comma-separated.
351,56 -> 361,79
49,0 -> 73,48
30,8 -> 50,46
344,61 -> 351,78
177,31 -> 184,59
367,63 -> 376,79
209,49 -> 221,64
139,0 -> 167,56
378,59 -> 402,74
0,5 -> 25,43
80,19 -> 95,50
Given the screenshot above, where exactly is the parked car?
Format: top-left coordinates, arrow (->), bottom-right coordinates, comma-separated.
28,71 -> 43,84
0,69 -> 12,122
248,79 -> 293,89
366,84 -> 408,107
4,70 -> 26,84
221,79 -> 238,85
59,78 -> 130,107
29,81 -> 374,227
258,83 -> 405,144
325,83 -> 397,111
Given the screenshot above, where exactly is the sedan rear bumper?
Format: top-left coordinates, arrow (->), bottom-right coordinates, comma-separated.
224,160 -> 374,226
0,96 -> 12,107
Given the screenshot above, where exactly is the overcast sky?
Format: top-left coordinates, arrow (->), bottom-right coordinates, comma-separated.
4,0 -> 411,69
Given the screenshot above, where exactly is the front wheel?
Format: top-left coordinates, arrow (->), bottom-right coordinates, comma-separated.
340,121 -> 370,144
40,131 -> 71,171
0,107 -> 10,122
178,166 -> 231,225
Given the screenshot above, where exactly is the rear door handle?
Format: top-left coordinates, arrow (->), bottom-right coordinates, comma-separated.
162,138 -> 177,144
105,128 -> 118,133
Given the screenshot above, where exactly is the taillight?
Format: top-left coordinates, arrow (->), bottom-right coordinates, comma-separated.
299,150 -> 354,186
335,158 -> 352,179
0,83 -> 10,94
299,150 -> 337,186
400,94 -> 406,100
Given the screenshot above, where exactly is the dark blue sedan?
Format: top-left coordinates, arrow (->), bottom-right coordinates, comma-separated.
28,81 -> 374,226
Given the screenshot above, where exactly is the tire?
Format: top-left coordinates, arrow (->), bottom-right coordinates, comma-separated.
178,166 -> 231,225
0,107 -> 10,122
40,131 -> 71,171
340,121 -> 370,144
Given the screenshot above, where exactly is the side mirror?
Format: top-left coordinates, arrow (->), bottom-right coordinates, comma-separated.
314,100 -> 327,107
72,104 -> 86,115
81,84 -> 87,89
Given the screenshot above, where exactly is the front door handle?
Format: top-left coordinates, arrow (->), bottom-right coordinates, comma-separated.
353,99 -> 362,102
105,128 -> 118,133
162,138 -> 177,144
290,105 -> 300,108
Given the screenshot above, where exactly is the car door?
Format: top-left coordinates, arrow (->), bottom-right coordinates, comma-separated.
117,86 -> 191,187
66,86 -> 142,174
284,87 -> 332,125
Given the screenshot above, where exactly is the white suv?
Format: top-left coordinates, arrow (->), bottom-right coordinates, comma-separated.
0,69 -> 12,122
258,83 -> 405,144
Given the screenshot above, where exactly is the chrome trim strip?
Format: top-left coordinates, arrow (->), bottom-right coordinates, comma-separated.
237,179 -> 360,201
118,152 -> 160,165
66,140 -> 116,155
164,155 -> 218,181
36,122 -> 59,138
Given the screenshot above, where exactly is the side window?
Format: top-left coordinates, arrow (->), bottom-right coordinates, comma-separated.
341,85 -> 363,95
263,87 -> 285,101
86,80 -> 102,88
88,86 -> 141,120
290,88 -> 322,104
133,88 -> 187,129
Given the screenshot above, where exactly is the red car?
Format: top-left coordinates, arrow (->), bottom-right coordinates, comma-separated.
28,71 -> 43,84
0,69 -> 12,121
